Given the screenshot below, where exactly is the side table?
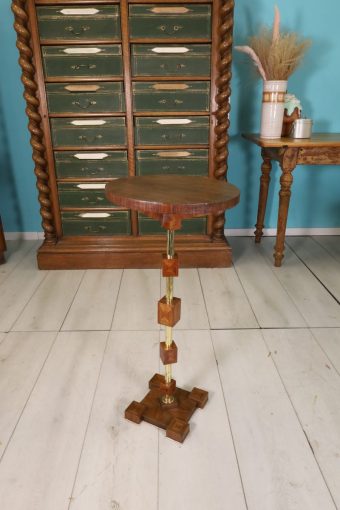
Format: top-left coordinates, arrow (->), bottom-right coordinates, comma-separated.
106,175 -> 240,443
0,215 -> 6,265
243,133 -> 340,266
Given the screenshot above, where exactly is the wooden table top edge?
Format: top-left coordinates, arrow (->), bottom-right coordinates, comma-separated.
105,175 -> 240,217
242,133 -> 340,148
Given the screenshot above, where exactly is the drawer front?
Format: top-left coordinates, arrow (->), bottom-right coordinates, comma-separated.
62,211 -> 130,236
55,151 -> 128,179
139,214 -> 207,235
135,116 -> 209,146
46,82 -> 125,114
42,45 -> 123,78
136,149 -> 208,175
37,5 -> 121,41
50,117 -> 126,147
58,182 -> 113,208
129,4 -> 211,39
132,81 -> 210,112
131,44 -> 210,77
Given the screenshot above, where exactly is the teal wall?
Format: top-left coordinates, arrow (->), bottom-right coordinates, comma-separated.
0,0 -> 339,232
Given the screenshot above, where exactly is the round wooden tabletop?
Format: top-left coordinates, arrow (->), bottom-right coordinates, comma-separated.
105,175 -> 240,218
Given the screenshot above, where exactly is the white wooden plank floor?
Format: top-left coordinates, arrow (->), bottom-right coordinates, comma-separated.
0,236 -> 339,510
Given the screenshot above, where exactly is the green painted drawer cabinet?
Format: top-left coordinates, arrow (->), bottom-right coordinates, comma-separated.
55,151 -> 128,179
46,82 -> 125,114
37,5 -> 121,41
131,44 -> 211,77
42,45 -> 123,79
132,82 -> 210,112
129,4 -> 211,39
13,0 -> 235,269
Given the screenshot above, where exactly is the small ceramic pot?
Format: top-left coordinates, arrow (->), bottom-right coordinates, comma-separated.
260,80 -> 287,138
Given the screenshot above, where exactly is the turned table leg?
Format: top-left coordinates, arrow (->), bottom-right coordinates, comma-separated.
125,227 -> 208,443
255,148 -> 272,243
274,148 -> 299,267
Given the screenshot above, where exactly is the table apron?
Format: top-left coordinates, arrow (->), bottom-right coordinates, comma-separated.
297,146 -> 340,165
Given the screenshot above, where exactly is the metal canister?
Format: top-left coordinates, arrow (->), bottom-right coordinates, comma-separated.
292,118 -> 313,138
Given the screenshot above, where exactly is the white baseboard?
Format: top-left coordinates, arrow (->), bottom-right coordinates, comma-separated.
4,232 -> 45,241
4,228 -> 340,241
224,228 -> 340,236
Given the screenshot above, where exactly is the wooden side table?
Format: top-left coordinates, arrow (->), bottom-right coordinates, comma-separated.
106,175 -> 240,442
0,215 -> 6,265
243,133 -> 340,266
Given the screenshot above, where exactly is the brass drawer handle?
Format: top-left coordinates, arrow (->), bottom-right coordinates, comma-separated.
71,63 -> 97,71
80,166 -> 105,174
72,99 -> 97,109
158,99 -> 183,105
84,225 -> 107,233
74,152 -> 109,160
78,134 -> 103,143
60,8 -> 99,15
152,83 -> 189,90
161,133 -> 186,142
160,63 -> 186,71
81,196 -> 105,203
65,25 -> 90,35
157,24 -> 183,35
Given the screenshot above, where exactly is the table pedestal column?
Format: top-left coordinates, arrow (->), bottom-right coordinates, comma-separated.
125,228 -> 208,443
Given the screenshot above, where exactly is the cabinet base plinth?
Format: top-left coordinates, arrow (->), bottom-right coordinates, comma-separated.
125,373 -> 208,443
36,235 -> 232,269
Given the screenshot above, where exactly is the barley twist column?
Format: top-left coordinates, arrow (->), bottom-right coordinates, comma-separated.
12,0 -> 55,243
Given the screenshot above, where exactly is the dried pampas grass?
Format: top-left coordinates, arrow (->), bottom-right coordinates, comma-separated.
236,6 -> 311,81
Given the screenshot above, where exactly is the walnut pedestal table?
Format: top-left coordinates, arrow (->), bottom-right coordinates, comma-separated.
106,175 -> 240,443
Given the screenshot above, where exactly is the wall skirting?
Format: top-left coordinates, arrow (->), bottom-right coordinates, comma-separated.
4,228 -> 340,241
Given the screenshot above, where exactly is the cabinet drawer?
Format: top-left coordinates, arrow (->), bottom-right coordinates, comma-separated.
129,4 -> 211,40
132,81 -> 210,112
139,214 -> 207,235
135,116 -> 209,146
55,150 -> 128,179
37,5 -> 121,41
58,182 -> 114,208
131,44 -> 210,77
50,117 -> 126,148
46,82 -> 125,114
136,149 -> 208,175
62,211 -> 130,236
42,45 -> 123,79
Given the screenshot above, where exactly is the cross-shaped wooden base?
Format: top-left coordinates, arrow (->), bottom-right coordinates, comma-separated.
125,374 -> 208,443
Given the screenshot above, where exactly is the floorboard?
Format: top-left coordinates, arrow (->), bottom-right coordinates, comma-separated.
312,236 -> 340,262
212,329 -> 336,510
260,238 -> 340,327
69,331 -> 159,510
62,269 -> 122,331
112,269 -> 161,330
0,331 -> 108,510
0,241 -> 38,286
12,270 -> 84,332
263,328 -> 340,508
0,332 -> 57,458
0,249 -> 48,332
287,237 -> 340,302
230,238 -> 307,328
199,267 -> 258,329
312,328 -> 340,376
159,330 -> 247,510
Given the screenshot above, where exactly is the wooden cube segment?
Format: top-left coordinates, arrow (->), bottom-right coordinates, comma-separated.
162,254 -> 179,277
166,417 -> 190,443
160,377 -> 176,396
125,401 -> 146,424
160,341 -> 178,365
158,296 -> 181,327
188,387 -> 209,409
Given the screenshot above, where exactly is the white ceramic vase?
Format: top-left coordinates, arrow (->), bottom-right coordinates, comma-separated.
260,80 -> 287,138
